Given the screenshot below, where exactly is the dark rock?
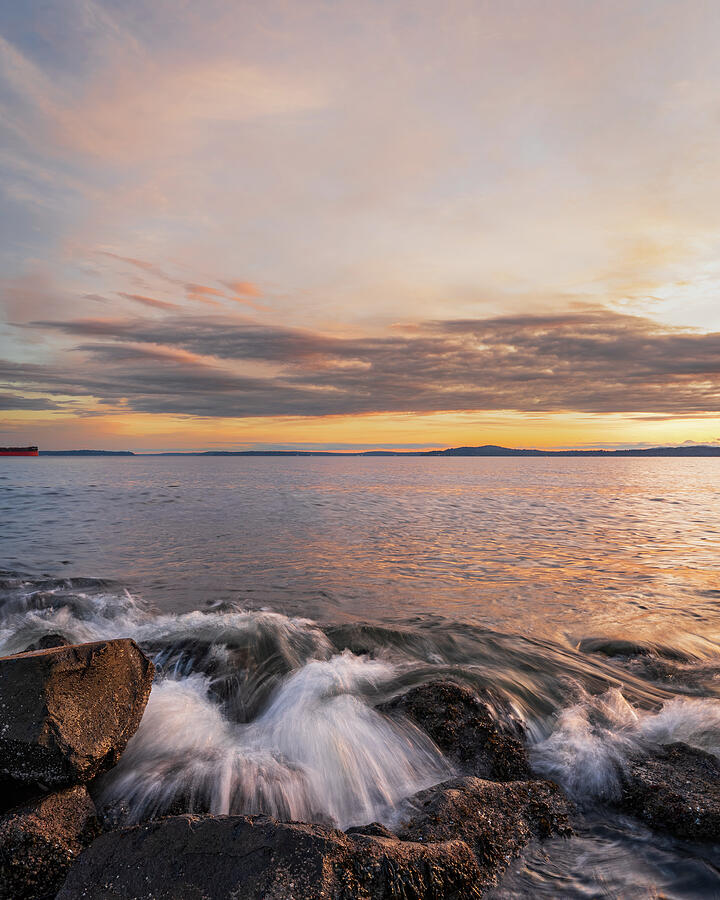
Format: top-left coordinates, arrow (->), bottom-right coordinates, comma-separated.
619,742 -> 720,842
0,785 -> 99,900
620,656 -> 720,693
0,777 -> 47,815
0,640 -> 154,787
57,813 -> 483,899
577,637 -> 693,662
578,638 -> 720,692
21,633 -> 71,653
345,821 -> 396,839
396,776 -> 572,891
379,680 -> 530,781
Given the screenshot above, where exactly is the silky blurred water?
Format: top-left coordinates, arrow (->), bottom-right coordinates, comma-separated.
2,456 -> 720,897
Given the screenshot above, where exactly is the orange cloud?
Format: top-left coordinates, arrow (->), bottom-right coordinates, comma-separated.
223,280 -> 261,298
183,283 -> 225,305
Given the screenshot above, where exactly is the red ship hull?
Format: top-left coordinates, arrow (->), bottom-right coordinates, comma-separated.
0,447 -> 39,456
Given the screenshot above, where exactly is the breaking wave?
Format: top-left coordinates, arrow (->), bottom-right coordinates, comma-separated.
97,654 -> 452,828
3,571 -> 720,829
0,573 -> 451,827
531,687 -> 720,801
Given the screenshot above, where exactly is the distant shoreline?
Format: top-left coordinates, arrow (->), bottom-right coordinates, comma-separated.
36,444 -> 720,457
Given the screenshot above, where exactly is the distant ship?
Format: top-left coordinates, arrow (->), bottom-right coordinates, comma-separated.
0,446 -> 39,457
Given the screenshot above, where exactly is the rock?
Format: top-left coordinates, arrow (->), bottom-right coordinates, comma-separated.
21,633 -> 71,653
345,822 -> 396,839
0,777 -> 44,815
57,813 -> 483,899
0,640 -> 154,787
0,785 -> 99,900
577,637 -> 693,662
379,680 -> 530,781
578,638 -> 720,692
396,776 -> 573,891
619,742 -> 720,842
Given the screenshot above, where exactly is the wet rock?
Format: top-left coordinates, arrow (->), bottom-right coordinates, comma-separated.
578,638 -> 720,692
21,633 -> 71,653
379,680 -> 530,781
619,742 -> 720,842
577,637 -> 693,662
624,656 -> 720,693
0,640 -> 154,787
345,822 -> 396,839
57,813 -> 483,899
0,784 -> 99,900
396,776 -> 573,891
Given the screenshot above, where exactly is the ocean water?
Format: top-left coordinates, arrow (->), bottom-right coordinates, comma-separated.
2,456 -> 720,896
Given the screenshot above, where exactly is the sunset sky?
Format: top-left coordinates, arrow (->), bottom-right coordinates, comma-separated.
2,0 -> 720,450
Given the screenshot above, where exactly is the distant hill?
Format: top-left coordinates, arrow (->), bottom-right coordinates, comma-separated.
35,445 -> 720,457
427,444 -> 720,457
163,444 -> 720,457
427,445 -> 543,456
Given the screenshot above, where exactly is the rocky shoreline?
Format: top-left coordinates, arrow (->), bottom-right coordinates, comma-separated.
0,640 -> 717,898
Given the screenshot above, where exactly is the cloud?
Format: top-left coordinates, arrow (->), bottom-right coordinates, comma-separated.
99,252 -> 172,281
75,342 -> 211,367
5,0 -> 720,352
1,270 -> 67,319
223,280 -> 261,298
183,283 -> 225,305
11,307 -> 720,419
0,392 -> 62,411
58,60 -> 329,162
118,293 -> 181,311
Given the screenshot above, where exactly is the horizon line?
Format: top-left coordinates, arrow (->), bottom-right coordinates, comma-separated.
28,441 -> 720,458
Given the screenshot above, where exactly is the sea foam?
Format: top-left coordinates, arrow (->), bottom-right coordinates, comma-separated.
531,687 -> 720,801
97,652 -> 453,828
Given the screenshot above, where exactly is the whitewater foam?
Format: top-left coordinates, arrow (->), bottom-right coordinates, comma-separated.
98,652 -> 453,828
531,687 -> 720,801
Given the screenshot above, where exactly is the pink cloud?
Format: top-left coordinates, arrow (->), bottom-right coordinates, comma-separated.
118,292 -> 181,310
183,283 -> 225,306
223,280 -> 261,298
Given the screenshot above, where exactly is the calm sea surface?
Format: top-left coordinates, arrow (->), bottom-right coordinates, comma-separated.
3,456 -> 720,639
2,457 -> 719,897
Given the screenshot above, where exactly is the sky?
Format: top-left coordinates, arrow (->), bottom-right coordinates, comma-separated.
1,0 -> 720,451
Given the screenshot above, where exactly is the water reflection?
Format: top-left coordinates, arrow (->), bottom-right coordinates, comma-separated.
2,457 -> 720,648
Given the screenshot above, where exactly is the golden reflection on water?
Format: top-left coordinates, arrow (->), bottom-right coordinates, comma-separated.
3,457 -> 720,650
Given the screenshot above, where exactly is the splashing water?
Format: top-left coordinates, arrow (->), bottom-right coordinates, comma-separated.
0,576 -> 454,827
531,687 -> 720,801
3,570 -> 720,848
97,653 -> 453,828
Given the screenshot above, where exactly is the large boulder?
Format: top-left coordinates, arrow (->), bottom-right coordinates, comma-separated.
379,680 -> 530,781
57,813 -> 482,899
0,785 -> 99,900
619,742 -> 720,842
0,640 -> 154,787
396,776 -> 572,891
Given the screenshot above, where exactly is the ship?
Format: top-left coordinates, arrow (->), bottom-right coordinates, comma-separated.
0,446 -> 39,457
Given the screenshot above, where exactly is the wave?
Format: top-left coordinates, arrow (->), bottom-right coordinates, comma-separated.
96,653 -> 452,829
531,687 -> 720,801
3,571 -> 720,824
